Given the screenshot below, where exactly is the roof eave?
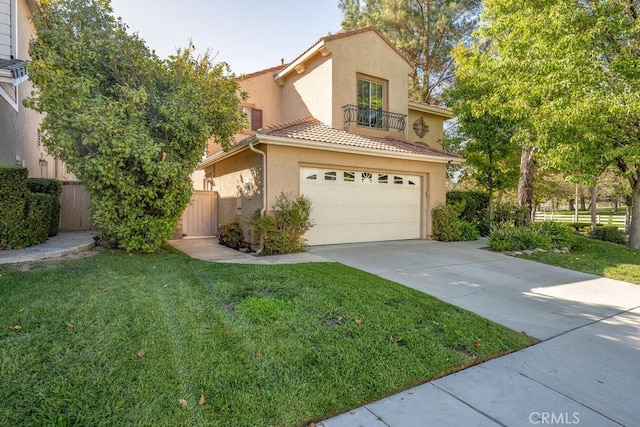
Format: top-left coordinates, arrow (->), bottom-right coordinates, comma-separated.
259,134 -> 464,165
408,102 -> 453,119
196,136 -> 256,170
273,39 -> 326,83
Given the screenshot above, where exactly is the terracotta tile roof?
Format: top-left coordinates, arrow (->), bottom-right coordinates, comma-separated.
236,64 -> 287,81
257,117 -> 461,159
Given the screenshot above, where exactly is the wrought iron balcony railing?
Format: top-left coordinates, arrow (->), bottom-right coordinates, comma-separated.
342,104 -> 407,132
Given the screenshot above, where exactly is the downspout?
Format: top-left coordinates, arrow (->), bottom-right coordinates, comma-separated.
248,140 -> 267,252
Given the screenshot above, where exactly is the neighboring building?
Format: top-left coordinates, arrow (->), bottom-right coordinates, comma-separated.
0,0 -> 72,179
1,1 -> 90,233
198,26 -> 462,246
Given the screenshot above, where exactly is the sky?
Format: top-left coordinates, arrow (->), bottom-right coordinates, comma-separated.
109,0 -> 345,75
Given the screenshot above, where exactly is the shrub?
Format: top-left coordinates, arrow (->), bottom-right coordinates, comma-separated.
22,193 -> 52,246
218,221 -> 244,250
447,191 -> 489,234
0,166 -> 29,249
248,193 -> 313,255
27,178 -> 62,237
487,224 -> 551,252
589,226 -> 626,245
432,202 -> 480,242
493,203 -> 529,226
568,222 -> 602,233
530,221 -> 577,249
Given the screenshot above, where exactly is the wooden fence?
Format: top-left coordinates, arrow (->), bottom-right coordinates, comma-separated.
59,181 -> 93,232
534,211 -> 627,230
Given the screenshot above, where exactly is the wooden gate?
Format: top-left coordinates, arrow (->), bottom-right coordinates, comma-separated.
59,181 -> 92,231
181,191 -> 217,237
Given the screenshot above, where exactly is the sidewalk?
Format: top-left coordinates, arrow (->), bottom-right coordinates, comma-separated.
168,237 -> 328,264
0,230 -> 96,264
312,240 -> 640,426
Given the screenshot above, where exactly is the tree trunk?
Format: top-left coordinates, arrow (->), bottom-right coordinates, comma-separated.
568,199 -> 574,211
517,145 -> 535,225
589,186 -> 597,230
488,194 -> 494,221
579,192 -> 586,211
629,180 -> 640,249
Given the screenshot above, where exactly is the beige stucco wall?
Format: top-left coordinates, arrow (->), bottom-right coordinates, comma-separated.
205,148 -> 264,243
281,55 -> 333,125
204,142 -> 448,241
235,70 -> 283,132
328,31 -> 413,138
0,0 -> 63,179
234,29 -> 415,141
407,109 -> 447,149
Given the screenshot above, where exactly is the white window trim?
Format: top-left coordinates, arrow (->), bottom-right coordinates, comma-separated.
0,83 -> 18,111
0,0 -> 20,110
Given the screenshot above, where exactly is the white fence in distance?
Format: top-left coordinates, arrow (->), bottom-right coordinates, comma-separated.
534,211 -> 627,230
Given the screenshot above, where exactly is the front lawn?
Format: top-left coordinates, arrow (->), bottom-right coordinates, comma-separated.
0,249 -> 534,426
520,235 -> 640,284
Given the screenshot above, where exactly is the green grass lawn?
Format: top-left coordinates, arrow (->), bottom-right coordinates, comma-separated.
0,248 -> 534,426
521,235 -> 640,284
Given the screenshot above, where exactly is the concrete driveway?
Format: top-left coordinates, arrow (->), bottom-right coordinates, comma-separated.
310,239 -> 640,427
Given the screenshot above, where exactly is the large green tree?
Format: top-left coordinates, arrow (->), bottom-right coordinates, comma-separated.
26,0 -> 244,252
339,0 -> 481,104
445,57 -> 520,219
452,0 -> 640,245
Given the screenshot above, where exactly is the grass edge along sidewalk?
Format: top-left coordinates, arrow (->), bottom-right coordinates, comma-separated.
0,248 -> 535,426
520,235 -> 640,285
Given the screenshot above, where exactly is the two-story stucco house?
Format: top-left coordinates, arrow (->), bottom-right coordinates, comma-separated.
198,26 -> 462,246
0,0 -> 73,179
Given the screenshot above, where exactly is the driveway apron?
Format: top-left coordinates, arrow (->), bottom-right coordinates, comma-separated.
311,239 -> 640,427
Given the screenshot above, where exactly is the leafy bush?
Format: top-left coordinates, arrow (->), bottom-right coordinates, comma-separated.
589,226 -> 626,245
218,221 -> 244,250
27,178 -> 62,237
27,1 -> 245,252
23,193 -> 53,247
0,166 -> 29,249
493,203 -> 529,226
0,169 -> 62,249
447,191 -> 489,234
568,222 -> 603,233
432,202 -> 480,242
530,221 -> 577,249
248,193 -> 313,255
488,224 -> 551,252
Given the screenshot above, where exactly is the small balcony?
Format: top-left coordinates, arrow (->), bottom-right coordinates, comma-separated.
342,104 -> 407,132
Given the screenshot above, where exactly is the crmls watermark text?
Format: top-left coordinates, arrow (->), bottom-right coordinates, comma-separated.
529,412 -> 580,425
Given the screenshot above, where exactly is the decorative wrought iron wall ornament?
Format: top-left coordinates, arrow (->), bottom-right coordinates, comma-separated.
413,117 -> 429,138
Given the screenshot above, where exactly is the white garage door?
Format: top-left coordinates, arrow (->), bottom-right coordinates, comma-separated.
300,167 -> 422,245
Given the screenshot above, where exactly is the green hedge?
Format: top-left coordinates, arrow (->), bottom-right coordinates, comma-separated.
0,166 -> 29,249
432,202 -> 479,242
0,167 -> 61,249
447,191 -> 490,235
27,178 -> 62,237
589,226 -> 626,245
218,221 -> 244,250
23,193 -> 53,246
